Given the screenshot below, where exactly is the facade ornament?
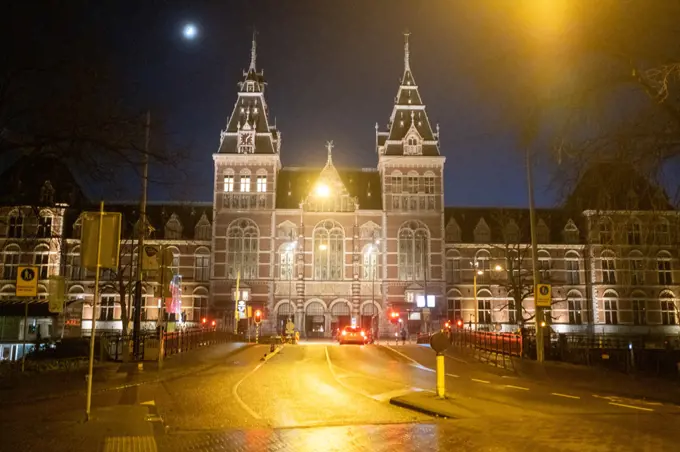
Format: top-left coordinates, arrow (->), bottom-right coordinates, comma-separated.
249,29 -> 257,72
403,30 -> 411,72
325,140 -> 334,166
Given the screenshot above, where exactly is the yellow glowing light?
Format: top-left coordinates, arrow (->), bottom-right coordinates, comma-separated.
315,183 -> 330,197
476,270 -> 484,276
540,321 -> 546,327
494,264 -> 503,271
319,244 -> 328,251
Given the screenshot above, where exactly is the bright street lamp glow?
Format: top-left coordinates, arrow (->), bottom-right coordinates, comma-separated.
477,270 -> 484,276
494,264 -> 503,271
315,183 -> 330,197
183,24 -> 197,39
319,244 -> 328,251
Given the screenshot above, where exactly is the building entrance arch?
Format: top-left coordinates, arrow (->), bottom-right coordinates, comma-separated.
330,300 -> 351,335
305,301 -> 326,338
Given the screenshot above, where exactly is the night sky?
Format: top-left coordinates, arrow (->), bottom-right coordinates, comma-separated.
17,1 -> 564,206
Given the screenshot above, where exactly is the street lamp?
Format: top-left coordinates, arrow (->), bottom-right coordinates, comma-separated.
286,239 -> 297,329
370,232 -> 381,341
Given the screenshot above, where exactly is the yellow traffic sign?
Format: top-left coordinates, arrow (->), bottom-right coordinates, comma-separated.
536,284 -> 552,307
16,266 -> 39,297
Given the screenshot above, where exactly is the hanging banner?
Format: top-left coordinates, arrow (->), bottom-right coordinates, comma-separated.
48,275 -> 65,313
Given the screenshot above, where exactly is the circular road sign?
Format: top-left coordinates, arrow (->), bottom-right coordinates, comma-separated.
20,267 -> 36,281
430,332 -> 450,354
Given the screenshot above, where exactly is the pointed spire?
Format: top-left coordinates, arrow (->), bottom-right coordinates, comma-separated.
249,29 -> 257,72
326,140 -> 334,165
403,30 -> 411,72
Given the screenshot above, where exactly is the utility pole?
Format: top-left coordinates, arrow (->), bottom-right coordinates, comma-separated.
526,147 -> 544,363
132,110 -> 150,360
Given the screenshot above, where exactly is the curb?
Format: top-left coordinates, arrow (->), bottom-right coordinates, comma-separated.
389,395 -> 453,419
261,344 -> 284,362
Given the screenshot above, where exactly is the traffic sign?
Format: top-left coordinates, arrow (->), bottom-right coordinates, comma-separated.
16,266 -> 38,297
237,300 -> 247,320
48,275 -> 65,313
535,284 -> 552,307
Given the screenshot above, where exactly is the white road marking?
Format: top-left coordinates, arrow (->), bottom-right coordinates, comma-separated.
608,402 -> 654,412
324,347 -> 373,399
446,373 -> 460,378
383,344 -> 432,370
471,378 -> 490,384
505,385 -> 529,391
232,362 -> 264,420
552,392 -> 581,400
372,387 -> 425,402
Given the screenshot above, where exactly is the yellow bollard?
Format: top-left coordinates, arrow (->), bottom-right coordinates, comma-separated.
436,354 -> 445,398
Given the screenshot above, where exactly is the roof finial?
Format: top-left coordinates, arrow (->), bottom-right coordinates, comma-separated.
403,30 -> 411,72
249,29 -> 257,72
326,140 -> 334,165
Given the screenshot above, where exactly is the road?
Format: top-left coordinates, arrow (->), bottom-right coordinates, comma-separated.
2,341 -> 680,451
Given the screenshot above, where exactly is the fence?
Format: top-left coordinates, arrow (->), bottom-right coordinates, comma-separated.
450,329 -> 523,357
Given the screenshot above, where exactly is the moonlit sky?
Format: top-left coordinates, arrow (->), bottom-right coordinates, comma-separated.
7,1 -> 611,207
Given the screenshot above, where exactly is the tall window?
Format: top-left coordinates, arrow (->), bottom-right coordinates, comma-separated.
507,299 -> 516,324
474,219 -> 490,243
475,250 -> 491,284
34,246 -> 49,279
657,252 -> 673,285
2,245 -> 20,280
194,215 -> 211,240
563,221 -> 579,244
67,249 -> 84,281
601,252 -> 616,284
445,252 -> 461,284
37,215 -> 52,238
279,243 -> 295,280
192,294 -> 208,322
629,252 -> 645,285
660,294 -> 677,325
256,175 -> 267,193
240,175 -> 251,192
99,296 -> 116,321
599,218 -> 612,244
313,220 -> 344,280
565,252 -> 580,285
632,298 -> 646,325
362,244 -> 378,280
655,220 -> 670,245
567,294 -> 583,325
194,249 -> 210,282
165,215 -> 182,239
226,219 -> 259,279
478,294 -> 492,324
627,220 -> 641,245
406,173 -> 418,193
603,292 -> 618,325
392,173 -> 403,193
8,212 -> 23,238
424,174 -> 435,194
223,175 -> 234,192
538,251 -> 551,282
447,292 -> 462,321
398,221 -> 429,281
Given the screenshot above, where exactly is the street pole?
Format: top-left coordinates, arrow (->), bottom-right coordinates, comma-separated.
472,260 -> 478,330
133,110 -> 150,360
157,244 -> 165,370
526,147 -> 544,363
21,296 -> 29,372
234,270 -> 240,334
86,201 -> 105,421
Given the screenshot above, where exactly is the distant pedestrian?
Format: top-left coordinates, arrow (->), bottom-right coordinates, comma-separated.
400,328 -> 406,345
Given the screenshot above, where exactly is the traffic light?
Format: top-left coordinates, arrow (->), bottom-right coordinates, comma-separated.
389,311 -> 400,324
444,321 -> 451,330
254,309 -> 262,325
202,317 -> 207,325
456,319 -> 464,328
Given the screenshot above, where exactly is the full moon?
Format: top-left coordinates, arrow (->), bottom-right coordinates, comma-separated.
183,23 -> 197,39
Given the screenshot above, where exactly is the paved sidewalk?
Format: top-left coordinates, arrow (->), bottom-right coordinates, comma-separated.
0,342 -> 252,405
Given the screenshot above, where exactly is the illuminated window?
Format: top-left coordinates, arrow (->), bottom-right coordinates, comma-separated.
658,252 -> 673,285
660,293 -> 677,325
601,251 -> 616,284
565,251 -> 580,285
313,220 -> 344,280
398,221 -> 429,281
223,175 -> 234,192
226,219 -> 259,279
362,244 -> 378,280
240,176 -> 250,192
194,248 -> 210,281
256,175 -> 267,193
602,291 -> 618,325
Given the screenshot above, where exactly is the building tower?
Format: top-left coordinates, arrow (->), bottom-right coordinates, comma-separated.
211,33 -> 281,328
376,32 -> 446,332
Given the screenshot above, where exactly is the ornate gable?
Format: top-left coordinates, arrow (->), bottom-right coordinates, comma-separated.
303,141 -> 356,212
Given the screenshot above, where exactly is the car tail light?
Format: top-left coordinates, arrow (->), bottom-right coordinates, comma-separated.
360,331 -> 365,337
341,330 -> 347,336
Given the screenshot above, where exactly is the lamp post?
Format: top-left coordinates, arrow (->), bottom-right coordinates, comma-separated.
370,232 -> 380,342
286,237 -> 297,330
526,147 -> 545,362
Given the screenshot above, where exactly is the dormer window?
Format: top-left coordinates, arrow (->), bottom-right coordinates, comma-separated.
404,135 -> 422,155
246,82 -> 254,92
238,131 -> 255,154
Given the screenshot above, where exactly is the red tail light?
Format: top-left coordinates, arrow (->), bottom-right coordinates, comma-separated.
341,330 -> 347,336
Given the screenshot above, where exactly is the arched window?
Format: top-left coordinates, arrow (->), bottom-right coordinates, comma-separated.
2,244 -> 21,280
72,215 -> 84,239
226,219 -> 259,279
67,246 -> 85,281
37,210 -> 53,238
660,292 -> 677,326
33,244 -> 50,279
628,250 -> 644,286
165,214 -> 182,239
657,251 -> 673,285
563,220 -> 579,244
398,221 -> 429,281
445,219 -> 461,242
631,290 -> 647,325
406,171 -> 419,194
194,247 -> 210,282
475,249 -> 491,283
477,289 -> 493,325
423,171 -> 435,195
362,244 -> 378,280
627,219 -> 641,245
447,289 -> 463,322
565,251 -> 580,285
602,290 -> 618,325
598,217 -> 613,244
7,210 -> 23,238
313,220 -> 344,280
601,250 -> 617,284
192,287 -> 209,322
166,246 -> 180,275
279,242 -> 295,280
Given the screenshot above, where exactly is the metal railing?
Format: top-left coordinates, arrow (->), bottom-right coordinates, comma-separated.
450,329 -> 523,357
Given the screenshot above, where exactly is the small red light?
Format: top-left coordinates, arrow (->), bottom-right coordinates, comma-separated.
457,320 -> 463,327
202,317 -> 207,324
341,330 -> 347,336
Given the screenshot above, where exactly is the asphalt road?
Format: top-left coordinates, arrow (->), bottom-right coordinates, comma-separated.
149,341 -> 680,451
3,341 -> 680,451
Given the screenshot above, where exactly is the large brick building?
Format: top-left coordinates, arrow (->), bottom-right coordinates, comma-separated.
1,34 -> 679,359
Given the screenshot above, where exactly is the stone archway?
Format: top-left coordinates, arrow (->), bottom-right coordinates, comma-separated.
275,301 -> 295,334
330,300 -> 352,335
305,301 -> 326,338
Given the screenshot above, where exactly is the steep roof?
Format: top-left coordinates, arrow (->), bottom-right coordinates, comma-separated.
377,33 -> 440,157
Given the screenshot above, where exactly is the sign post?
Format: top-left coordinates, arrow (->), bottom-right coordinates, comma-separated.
430,332 -> 450,399
535,284 -> 552,308
16,266 -> 38,373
